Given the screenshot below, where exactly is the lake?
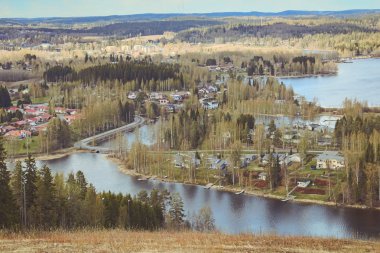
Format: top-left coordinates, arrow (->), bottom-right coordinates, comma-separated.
280,58 -> 380,108
28,152 -> 380,239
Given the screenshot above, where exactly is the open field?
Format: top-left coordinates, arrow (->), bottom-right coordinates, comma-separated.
0,230 -> 379,253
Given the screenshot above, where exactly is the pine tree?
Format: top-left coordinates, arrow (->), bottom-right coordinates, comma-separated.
76,170 -> 87,200
24,154 -> 38,210
34,165 -> 57,228
0,86 -> 12,108
0,137 -> 16,228
10,161 -> 24,226
168,193 -> 185,229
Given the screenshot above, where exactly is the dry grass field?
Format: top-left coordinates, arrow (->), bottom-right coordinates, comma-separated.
0,230 -> 379,253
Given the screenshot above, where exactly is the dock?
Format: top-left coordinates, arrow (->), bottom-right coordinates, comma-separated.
235,189 -> 245,195
204,183 -> 214,189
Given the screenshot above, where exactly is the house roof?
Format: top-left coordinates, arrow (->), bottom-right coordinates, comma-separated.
316,151 -> 344,162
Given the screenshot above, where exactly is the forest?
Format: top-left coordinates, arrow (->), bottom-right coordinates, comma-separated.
43,60 -> 183,90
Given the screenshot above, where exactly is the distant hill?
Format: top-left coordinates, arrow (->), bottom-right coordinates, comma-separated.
1,9 -> 380,24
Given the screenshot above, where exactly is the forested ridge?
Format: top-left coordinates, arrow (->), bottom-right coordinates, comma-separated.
176,22 -> 378,43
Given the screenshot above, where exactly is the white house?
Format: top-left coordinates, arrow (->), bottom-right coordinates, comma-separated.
159,99 -> 170,105
316,151 -> 345,170
127,93 -> 137,100
258,172 -> 267,181
202,101 -> 219,110
297,179 -> 311,188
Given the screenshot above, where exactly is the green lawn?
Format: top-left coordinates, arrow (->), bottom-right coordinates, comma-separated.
4,136 -> 41,156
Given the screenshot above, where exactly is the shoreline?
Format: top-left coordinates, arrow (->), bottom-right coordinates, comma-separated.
106,154 -> 380,211
7,148 -> 88,162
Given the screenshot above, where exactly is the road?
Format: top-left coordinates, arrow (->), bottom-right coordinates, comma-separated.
74,116 -> 145,153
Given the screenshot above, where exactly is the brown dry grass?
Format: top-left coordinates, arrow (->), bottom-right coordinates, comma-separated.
0,230 -> 379,253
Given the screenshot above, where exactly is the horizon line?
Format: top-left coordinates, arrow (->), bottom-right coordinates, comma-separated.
1,9 -> 380,20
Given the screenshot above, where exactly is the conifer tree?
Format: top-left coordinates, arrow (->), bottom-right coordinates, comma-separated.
0,137 -> 16,228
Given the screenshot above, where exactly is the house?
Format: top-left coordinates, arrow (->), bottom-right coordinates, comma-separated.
241,154 -> 257,167
261,153 -> 286,166
5,130 -> 31,139
127,92 -> 137,100
31,124 -> 47,133
174,153 -> 184,168
64,114 -> 80,125
66,109 -> 78,115
171,94 -> 183,102
208,157 -> 227,170
24,109 -> 40,116
13,120 -> 27,128
165,104 -> 175,113
258,172 -> 267,181
6,106 -> 20,113
0,125 -> 16,134
316,151 -> 344,170
173,153 -> 200,168
283,130 -> 301,144
285,154 -> 301,165
297,179 -> 311,188
149,92 -> 164,100
159,99 -> 170,105
202,101 -> 219,110
207,86 -> 218,93
54,107 -> 66,114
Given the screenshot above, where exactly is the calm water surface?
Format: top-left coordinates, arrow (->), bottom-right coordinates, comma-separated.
29,153 -> 380,239
280,58 -> 380,108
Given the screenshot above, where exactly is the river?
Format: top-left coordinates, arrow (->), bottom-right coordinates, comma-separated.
280,58 -> 380,108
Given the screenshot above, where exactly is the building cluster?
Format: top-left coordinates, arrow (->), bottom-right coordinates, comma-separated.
1,103 -> 80,139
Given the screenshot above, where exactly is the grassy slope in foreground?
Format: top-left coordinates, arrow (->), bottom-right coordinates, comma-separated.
0,230 -> 379,253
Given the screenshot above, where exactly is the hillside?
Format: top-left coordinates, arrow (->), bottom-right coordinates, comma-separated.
0,230 -> 379,253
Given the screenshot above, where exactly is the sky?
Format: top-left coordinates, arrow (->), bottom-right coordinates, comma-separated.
1,0 -> 380,18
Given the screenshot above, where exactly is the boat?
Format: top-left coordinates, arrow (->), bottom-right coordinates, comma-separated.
235,189 -> 245,195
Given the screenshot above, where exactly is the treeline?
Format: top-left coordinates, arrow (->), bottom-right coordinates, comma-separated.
176,22 -> 377,43
245,55 -> 332,76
